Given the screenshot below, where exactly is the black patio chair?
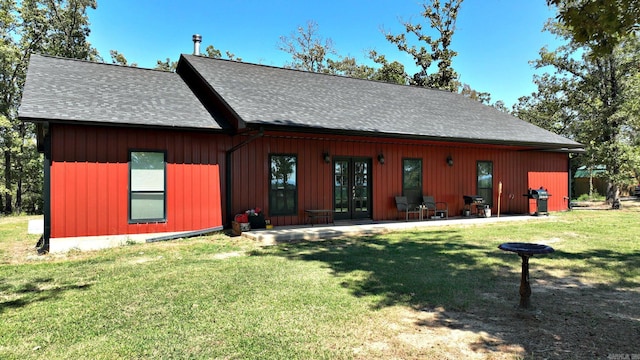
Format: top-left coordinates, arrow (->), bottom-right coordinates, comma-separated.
422,195 -> 449,219
395,196 -> 421,221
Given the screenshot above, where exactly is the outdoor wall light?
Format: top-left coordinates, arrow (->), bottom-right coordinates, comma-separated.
377,153 -> 385,165
323,152 -> 331,163
446,155 -> 454,167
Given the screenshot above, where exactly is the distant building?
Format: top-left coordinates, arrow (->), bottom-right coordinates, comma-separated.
573,165 -> 608,198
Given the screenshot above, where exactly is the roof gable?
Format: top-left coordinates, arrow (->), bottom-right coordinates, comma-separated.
181,54 -> 582,149
19,54 -> 221,130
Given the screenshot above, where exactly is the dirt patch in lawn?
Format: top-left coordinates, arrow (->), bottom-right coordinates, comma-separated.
573,198 -> 640,210
355,274 -> 640,359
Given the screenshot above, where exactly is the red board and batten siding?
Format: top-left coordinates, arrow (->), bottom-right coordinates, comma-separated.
50,124 -> 570,238
49,124 -> 227,238
229,131 -> 570,226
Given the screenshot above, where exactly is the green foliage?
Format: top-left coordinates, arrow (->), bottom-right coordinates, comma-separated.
514,14 -> 640,202
205,44 -> 221,58
576,190 -> 604,202
548,0 -> 640,56
109,49 -> 136,67
154,57 -> 177,72
326,56 -> 375,79
153,42 -> 242,73
278,21 -> 409,85
0,0 -> 98,214
459,83 -> 491,104
278,20 -> 337,73
368,51 -> 408,85
383,0 -> 463,91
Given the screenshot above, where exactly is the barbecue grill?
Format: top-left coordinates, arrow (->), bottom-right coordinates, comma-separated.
463,195 -> 488,217
463,195 -> 484,205
524,188 -> 550,216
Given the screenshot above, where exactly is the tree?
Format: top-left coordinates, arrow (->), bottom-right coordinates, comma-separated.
459,83 -> 491,105
109,50 -> 137,67
516,18 -> 640,205
547,0 -> 640,56
205,45 -> 221,59
0,0 -> 97,214
327,57 -> 375,79
154,57 -> 177,72
278,21 -> 408,85
155,43 -> 242,73
383,0 -> 463,91
278,20 -> 336,73
368,51 -> 408,85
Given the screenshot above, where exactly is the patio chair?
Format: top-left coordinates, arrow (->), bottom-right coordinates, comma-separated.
422,196 -> 449,219
395,196 -> 421,221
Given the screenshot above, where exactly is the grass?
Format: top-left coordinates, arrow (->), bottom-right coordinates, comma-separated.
1,208 -> 639,359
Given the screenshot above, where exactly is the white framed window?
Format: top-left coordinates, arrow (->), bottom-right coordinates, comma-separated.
129,151 -> 166,222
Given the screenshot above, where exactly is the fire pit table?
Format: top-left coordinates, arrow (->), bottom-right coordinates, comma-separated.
498,242 -> 554,308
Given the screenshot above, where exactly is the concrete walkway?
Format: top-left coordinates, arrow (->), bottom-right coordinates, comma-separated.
240,214 -> 552,245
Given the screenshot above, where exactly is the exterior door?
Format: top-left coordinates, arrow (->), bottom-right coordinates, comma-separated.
333,158 -> 372,220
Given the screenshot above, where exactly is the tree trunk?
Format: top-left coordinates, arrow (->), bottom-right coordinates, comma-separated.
4,150 -> 12,214
588,165 -> 594,197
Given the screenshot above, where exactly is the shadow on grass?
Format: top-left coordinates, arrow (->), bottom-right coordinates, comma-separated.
253,229 -> 510,310
252,229 -> 640,358
0,277 -> 92,314
551,249 -> 640,288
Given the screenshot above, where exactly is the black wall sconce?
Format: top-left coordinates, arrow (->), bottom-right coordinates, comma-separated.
446,155 -> 453,167
323,152 -> 331,163
377,153 -> 385,165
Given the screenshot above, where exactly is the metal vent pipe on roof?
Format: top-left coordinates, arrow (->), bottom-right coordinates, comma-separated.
192,34 -> 202,55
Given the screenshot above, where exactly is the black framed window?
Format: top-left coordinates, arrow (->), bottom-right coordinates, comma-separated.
477,161 -> 493,206
129,151 -> 166,223
403,158 -> 422,204
269,154 -> 297,215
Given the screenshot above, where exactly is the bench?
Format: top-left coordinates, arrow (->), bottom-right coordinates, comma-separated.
305,209 -> 335,226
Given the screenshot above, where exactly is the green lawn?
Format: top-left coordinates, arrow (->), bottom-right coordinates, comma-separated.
1,208 -> 639,359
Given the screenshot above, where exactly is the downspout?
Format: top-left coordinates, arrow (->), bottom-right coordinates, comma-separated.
225,128 -> 264,226
567,153 -> 573,210
38,124 -> 51,254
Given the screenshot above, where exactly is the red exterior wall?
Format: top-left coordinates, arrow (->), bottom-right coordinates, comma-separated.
49,124 -> 227,238
49,125 -> 570,238
229,131 -> 571,226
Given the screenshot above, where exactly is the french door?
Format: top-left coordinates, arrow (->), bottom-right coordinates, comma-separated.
333,157 -> 372,220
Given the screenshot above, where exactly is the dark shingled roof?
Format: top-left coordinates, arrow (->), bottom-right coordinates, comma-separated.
19,54 -> 581,150
181,54 -> 582,149
19,54 -> 221,130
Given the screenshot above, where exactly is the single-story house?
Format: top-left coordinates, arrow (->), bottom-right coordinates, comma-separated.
19,42 -> 583,252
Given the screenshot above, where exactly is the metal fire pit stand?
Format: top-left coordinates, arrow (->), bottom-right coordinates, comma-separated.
498,242 -> 554,308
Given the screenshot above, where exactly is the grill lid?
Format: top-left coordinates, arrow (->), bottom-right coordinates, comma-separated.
529,188 -> 550,199
463,195 -> 484,204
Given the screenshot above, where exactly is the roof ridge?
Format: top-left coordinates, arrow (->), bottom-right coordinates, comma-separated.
181,53 -> 459,93
31,53 -> 175,74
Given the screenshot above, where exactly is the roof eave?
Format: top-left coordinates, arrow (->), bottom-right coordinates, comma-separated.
244,123 -> 584,150
18,116 -> 230,134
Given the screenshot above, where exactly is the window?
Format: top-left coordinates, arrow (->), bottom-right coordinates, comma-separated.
129,151 -> 166,222
403,158 -> 422,204
477,161 -> 493,207
269,154 -> 297,215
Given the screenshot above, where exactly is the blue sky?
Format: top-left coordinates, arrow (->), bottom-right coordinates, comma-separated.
86,0 -> 562,108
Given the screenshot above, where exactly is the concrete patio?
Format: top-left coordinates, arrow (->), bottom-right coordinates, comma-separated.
239,214 -> 552,245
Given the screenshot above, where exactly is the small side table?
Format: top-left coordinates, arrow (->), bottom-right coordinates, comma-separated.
498,242 -> 554,308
